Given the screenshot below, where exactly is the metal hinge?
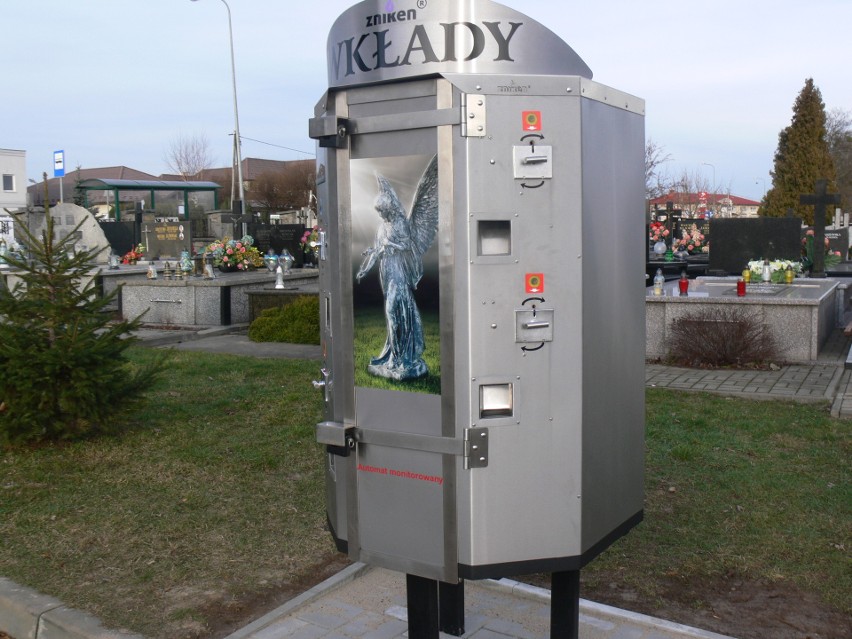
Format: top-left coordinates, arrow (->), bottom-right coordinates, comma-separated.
461,94 -> 487,138
308,115 -> 350,148
464,427 -> 489,469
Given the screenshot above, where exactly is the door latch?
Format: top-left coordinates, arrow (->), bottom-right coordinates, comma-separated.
312,367 -> 332,403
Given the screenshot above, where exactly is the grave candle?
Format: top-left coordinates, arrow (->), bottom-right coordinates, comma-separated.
678,271 -> 689,296
653,269 -> 664,296
737,278 -> 746,296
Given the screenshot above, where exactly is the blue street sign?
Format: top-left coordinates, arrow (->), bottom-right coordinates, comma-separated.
53,150 -> 65,177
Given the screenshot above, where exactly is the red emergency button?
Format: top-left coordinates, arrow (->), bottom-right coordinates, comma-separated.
525,273 -> 544,293
522,111 -> 542,131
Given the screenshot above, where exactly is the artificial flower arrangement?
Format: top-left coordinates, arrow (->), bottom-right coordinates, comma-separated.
801,229 -> 842,270
301,225 -> 320,253
121,244 -> 145,264
673,223 -> 708,254
747,259 -> 802,283
205,235 -> 264,270
648,221 -> 670,243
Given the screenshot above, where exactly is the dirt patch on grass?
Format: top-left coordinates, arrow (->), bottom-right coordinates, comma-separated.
644,575 -> 851,639
193,553 -> 351,639
521,571 -> 851,639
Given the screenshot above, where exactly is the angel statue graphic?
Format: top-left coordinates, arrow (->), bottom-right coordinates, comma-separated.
356,155 -> 439,381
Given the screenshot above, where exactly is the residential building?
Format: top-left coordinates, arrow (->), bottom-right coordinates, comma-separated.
24,157 -> 315,219
649,191 -> 761,219
0,148 -> 26,246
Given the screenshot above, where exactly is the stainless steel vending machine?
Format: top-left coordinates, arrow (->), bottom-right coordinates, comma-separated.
309,1 -> 645,635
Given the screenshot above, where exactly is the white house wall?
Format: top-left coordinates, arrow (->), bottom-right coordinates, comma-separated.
0,148 -> 26,246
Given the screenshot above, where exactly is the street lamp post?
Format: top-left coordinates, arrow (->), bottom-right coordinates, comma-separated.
191,0 -> 244,216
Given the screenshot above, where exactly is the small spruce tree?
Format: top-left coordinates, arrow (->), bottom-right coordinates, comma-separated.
0,211 -> 163,445
761,78 -> 837,224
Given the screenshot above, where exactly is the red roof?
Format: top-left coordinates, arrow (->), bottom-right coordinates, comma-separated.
649,192 -> 761,207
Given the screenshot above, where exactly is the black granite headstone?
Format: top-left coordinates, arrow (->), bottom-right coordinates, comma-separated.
246,223 -> 307,266
803,226 -> 849,259
709,217 -> 802,274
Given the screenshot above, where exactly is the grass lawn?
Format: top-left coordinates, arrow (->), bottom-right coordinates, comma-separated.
1,350 -> 849,638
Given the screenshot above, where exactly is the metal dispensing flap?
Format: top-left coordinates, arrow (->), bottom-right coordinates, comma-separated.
326,0 -> 593,89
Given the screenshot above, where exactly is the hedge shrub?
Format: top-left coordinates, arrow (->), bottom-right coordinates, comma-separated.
248,295 -> 320,344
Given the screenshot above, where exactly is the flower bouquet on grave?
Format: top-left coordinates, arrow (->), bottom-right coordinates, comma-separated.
673,224 -> 707,256
206,236 -> 263,271
121,244 -> 145,264
747,259 -> 802,283
801,230 -> 842,272
300,225 -> 320,265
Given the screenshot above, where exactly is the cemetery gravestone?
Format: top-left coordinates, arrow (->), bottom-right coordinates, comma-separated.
246,223 -> 307,266
144,215 -> 191,259
709,217 -> 802,275
800,180 -> 842,277
28,203 -> 111,264
804,226 -> 848,259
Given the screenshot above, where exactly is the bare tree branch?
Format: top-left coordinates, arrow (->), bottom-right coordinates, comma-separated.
164,133 -> 215,180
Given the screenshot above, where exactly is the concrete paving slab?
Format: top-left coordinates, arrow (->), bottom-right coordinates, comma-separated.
224,565 -> 738,639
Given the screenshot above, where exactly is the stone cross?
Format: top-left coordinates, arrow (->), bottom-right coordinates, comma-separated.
800,179 -> 841,278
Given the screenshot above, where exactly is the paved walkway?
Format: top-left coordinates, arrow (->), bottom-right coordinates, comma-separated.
224,564 -> 736,639
645,326 -> 852,418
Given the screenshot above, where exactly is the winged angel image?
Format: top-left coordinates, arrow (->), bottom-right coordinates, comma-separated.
356,155 -> 438,381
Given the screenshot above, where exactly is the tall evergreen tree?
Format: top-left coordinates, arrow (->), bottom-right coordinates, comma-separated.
761,78 -> 837,225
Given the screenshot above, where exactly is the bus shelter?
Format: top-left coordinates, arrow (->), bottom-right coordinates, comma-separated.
76,179 -> 220,220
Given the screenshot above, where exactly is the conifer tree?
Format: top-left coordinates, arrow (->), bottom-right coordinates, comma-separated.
761,78 -> 837,225
0,212 -> 162,445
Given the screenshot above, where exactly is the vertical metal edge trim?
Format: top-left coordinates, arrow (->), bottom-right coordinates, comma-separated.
332,89 -> 360,561
437,77 -> 459,583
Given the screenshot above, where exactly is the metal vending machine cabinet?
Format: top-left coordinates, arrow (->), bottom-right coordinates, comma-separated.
309,1 -> 645,636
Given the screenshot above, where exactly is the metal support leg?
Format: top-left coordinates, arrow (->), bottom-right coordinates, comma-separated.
406,574 -> 439,639
551,570 -> 580,639
439,580 -> 465,636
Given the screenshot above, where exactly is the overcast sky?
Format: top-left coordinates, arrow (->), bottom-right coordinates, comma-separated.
3,0 -> 849,201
